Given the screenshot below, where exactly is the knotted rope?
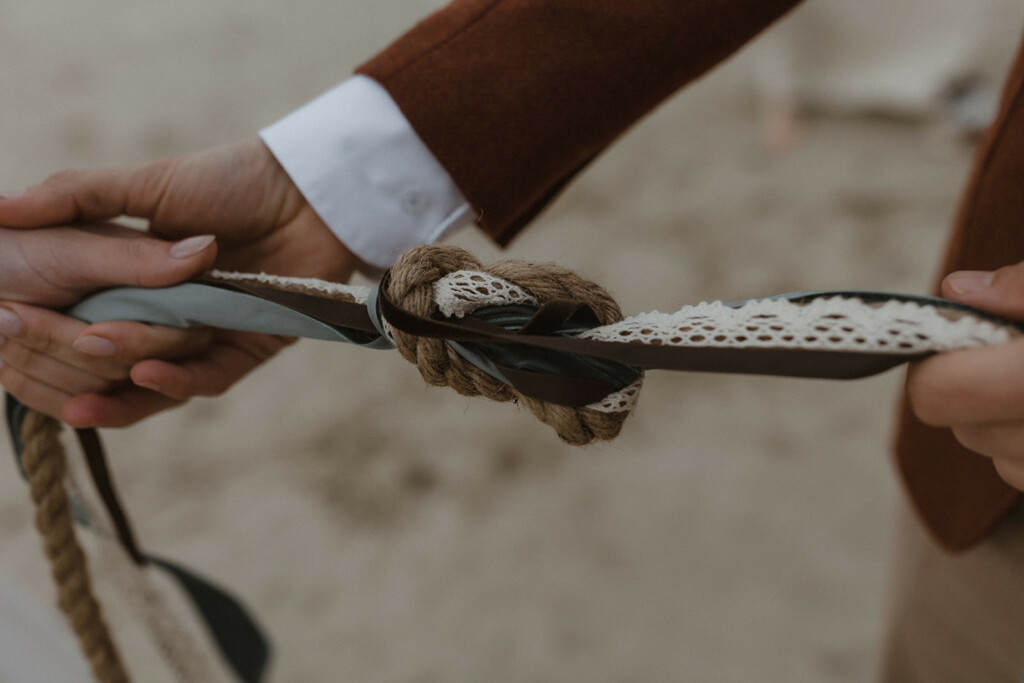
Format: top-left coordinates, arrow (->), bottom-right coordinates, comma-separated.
384,246 -> 633,445
20,409 -> 130,683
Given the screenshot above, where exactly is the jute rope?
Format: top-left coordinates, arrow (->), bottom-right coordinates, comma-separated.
385,245 -> 631,445
20,409 -> 130,683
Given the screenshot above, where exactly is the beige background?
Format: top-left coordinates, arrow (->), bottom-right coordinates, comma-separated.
1,2 -> 1023,681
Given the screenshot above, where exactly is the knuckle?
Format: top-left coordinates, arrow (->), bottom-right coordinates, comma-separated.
200,380 -> 229,398
41,170 -> 92,218
121,240 -> 150,288
191,366 -> 230,398
24,328 -> 56,356
120,328 -> 165,360
5,343 -> 48,378
152,327 -> 209,359
42,169 -> 82,189
94,364 -> 130,383
991,263 -> 1024,290
8,308 -> 62,356
15,348 -> 43,376
89,379 -> 118,396
0,340 -> 32,370
905,366 -> 951,426
0,366 -> 30,398
155,328 -> 214,362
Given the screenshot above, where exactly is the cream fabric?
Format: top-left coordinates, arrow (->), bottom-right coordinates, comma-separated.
880,503 -> 1024,681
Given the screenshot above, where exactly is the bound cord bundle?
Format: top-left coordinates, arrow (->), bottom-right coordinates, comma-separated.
385,246 -> 634,445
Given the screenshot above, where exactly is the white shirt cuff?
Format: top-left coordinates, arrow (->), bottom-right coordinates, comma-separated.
260,75 -> 474,273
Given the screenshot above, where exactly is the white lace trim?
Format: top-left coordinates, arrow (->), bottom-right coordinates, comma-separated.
208,270 -> 371,304
210,269 -> 1016,414
582,297 -> 1012,352
588,379 -> 644,414
429,271 -> 1016,413
433,270 -> 536,317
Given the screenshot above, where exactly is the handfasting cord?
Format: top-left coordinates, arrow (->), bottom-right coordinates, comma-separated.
384,246 -> 631,444
11,244 -> 1024,682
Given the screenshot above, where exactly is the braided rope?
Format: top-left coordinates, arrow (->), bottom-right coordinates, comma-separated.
386,245 -> 633,445
21,409 -> 130,683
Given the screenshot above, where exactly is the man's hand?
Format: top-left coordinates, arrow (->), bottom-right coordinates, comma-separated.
0,137 -> 358,281
0,137 -> 362,427
907,262 -> 1024,491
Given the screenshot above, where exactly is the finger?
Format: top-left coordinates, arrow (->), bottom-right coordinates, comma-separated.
129,332 -> 289,400
0,339 -> 120,396
39,228 -> 218,294
0,158 -> 178,227
941,262 -> 1024,320
0,303 -> 127,380
953,422 -> 1024,467
61,388 -> 182,429
993,458 -> 1024,492
0,227 -> 218,308
0,363 -> 74,421
907,338 -> 1024,426
932,421 -> 1024,490
74,321 -> 214,365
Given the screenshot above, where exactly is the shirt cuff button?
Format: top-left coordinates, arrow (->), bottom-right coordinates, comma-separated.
399,189 -> 432,216
400,191 -> 431,216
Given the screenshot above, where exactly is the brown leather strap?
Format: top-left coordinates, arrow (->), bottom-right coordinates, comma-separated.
75,428 -> 145,566
518,299 -> 602,336
195,278 -> 380,337
181,274 -> 1024,408
376,271 -> 928,382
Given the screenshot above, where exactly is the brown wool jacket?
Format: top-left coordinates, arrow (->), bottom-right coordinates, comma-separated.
358,0 -> 1024,552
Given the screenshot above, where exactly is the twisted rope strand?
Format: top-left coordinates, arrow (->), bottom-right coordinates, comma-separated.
21,410 -> 130,683
386,246 -> 634,445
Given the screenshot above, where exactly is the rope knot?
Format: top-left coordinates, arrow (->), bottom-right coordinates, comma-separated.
384,245 -> 642,445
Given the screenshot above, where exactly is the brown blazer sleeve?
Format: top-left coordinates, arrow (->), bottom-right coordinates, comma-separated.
357,0 -> 803,246
894,34 -> 1024,553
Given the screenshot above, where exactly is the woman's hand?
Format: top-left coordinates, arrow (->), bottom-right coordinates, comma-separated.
0,222 -> 217,307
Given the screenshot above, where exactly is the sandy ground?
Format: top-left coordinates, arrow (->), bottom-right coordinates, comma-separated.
1,2 -> 1023,681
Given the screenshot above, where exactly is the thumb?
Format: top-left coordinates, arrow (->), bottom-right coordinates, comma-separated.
64,232 -> 218,292
0,158 -> 176,227
942,263 -> 1024,320
28,230 -> 219,307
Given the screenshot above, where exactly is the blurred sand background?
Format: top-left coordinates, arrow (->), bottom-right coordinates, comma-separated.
1,1 -> 1023,681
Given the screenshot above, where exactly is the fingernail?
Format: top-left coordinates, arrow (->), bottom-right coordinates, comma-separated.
73,335 -> 119,357
947,270 -> 994,295
0,308 -> 23,337
0,191 -> 23,200
136,380 -> 162,393
170,234 -> 216,259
